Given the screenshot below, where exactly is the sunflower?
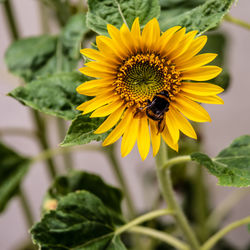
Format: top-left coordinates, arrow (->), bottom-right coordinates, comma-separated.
77,18 -> 223,160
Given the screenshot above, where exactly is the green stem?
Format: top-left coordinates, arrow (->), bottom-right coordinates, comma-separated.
31,145 -> 101,165
206,188 -> 250,231
201,216 -> 250,250
224,14 -> 250,30
115,209 -> 173,235
19,188 -> 34,228
104,145 -> 136,219
155,142 -> 200,250
31,110 -> 57,179
3,0 -> 19,40
129,226 -> 190,250
161,155 -> 191,170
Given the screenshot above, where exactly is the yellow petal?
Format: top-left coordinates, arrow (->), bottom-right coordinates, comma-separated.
161,28 -> 186,57
157,26 -> 181,53
131,17 -> 141,49
181,66 -> 222,81
169,106 -> 197,139
107,24 -> 128,58
149,120 -> 161,157
83,92 -> 115,114
103,109 -> 131,146
120,23 -> 136,54
137,116 -> 150,161
79,66 -> 114,78
172,95 -> 211,122
95,105 -> 126,134
180,91 -> 224,104
161,126 -> 179,152
78,85 -> 113,96
174,35 -> 207,64
177,53 -> 217,71
165,111 -> 180,144
142,18 -> 160,51
181,82 -> 224,96
169,30 -> 198,60
77,78 -> 113,93
76,98 -> 95,111
80,48 -> 104,60
121,115 -> 140,157
90,98 -> 123,117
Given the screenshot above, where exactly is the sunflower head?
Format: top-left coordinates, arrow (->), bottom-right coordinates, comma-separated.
77,18 -> 223,160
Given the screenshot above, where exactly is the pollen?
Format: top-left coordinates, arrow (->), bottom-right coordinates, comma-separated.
113,53 -> 181,108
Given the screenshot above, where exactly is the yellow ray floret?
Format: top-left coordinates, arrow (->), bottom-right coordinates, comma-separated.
77,17 -> 224,160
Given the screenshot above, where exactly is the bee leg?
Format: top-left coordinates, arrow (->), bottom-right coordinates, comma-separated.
157,119 -> 165,133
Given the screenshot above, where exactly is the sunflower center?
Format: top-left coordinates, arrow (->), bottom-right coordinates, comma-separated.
114,53 -> 181,107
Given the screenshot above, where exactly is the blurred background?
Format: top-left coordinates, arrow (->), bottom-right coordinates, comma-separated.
0,0 -> 250,249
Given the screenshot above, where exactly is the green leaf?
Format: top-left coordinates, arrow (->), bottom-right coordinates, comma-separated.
5,35 -> 57,82
159,0 -> 234,34
87,0 -> 161,35
9,72 -> 90,120
0,142 -> 30,213
191,135 -> 250,187
61,114 -> 108,146
31,191 -> 127,250
5,13 -> 89,82
44,170 -> 124,224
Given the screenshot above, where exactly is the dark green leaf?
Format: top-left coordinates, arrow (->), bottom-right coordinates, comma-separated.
191,135 -> 250,187
61,114 -> 108,146
0,142 -> 30,213
5,35 -> 57,82
159,0 -> 234,34
5,14 -> 89,82
201,33 -> 230,90
9,72 -> 90,120
44,170 -> 124,224
31,191 -> 127,250
87,0 -> 161,35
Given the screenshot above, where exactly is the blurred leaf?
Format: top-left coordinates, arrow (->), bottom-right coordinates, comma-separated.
5,13 -> 88,82
5,35 -> 57,82
87,0 -> 160,35
9,72 -> 89,120
201,33 -> 230,90
159,0 -> 234,34
61,114 -> 108,146
31,191 -> 127,249
44,170 -> 124,224
0,142 -> 30,213
191,135 -> 250,187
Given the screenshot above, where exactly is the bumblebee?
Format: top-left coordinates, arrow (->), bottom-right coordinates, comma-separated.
145,90 -> 170,132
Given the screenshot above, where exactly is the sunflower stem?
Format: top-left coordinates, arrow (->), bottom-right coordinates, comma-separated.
104,145 -> 136,219
18,188 -> 35,228
201,216 -> 250,250
3,0 -> 19,40
115,209 -> 174,235
128,226 -> 190,250
224,14 -> 250,30
155,142 -> 200,250
161,155 -> 191,170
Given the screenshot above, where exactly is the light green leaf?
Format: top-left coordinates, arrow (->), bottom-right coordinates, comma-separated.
159,0 -> 235,34
43,170 -> 124,224
0,142 -> 30,213
9,72 -> 90,120
191,135 -> 250,187
5,13 -> 89,82
87,0 -> 161,35
61,114 -> 108,146
31,191 -> 127,250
